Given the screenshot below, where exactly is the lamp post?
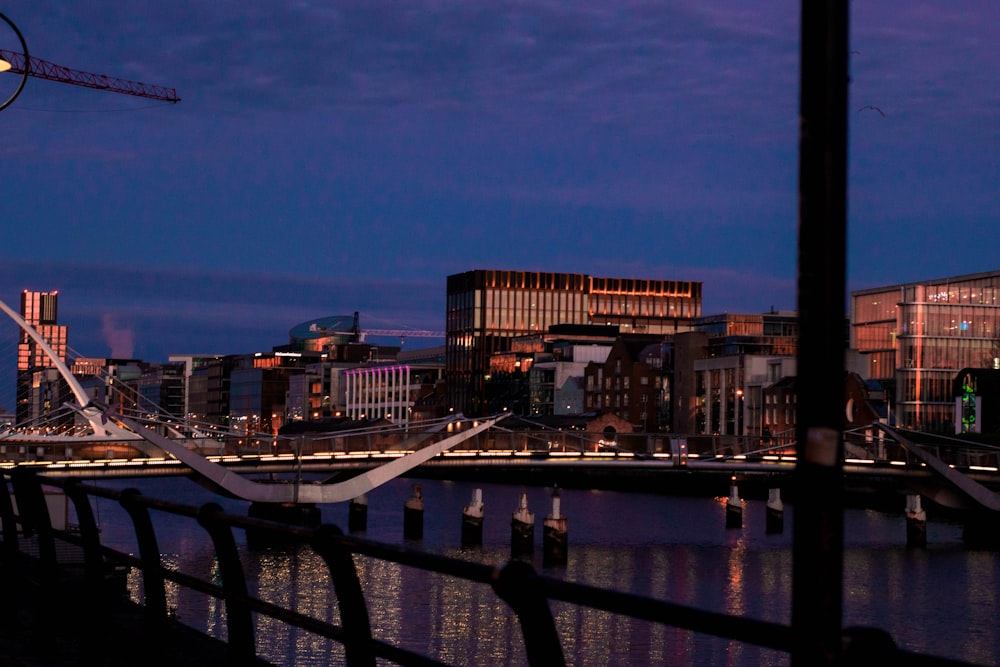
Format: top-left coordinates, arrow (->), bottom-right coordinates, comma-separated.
0,12 -> 29,111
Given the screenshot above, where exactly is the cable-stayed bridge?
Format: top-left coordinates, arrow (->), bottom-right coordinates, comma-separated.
2,296 -> 1000,518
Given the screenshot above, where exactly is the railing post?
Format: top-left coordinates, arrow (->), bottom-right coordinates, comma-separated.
0,472 -> 20,564
197,502 -> 256,666
311,524 -> 376,667
10,468 -> 56,577
64,480 -> 116,661
0,472 -> 22,625
491,559 -> 566,667
63,480 -> 108,595
119,488 -> 171,641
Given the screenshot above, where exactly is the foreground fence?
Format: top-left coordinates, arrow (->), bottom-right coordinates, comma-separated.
0,468 -> 980,666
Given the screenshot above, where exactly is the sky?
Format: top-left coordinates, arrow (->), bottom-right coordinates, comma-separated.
0,1 -> 998,410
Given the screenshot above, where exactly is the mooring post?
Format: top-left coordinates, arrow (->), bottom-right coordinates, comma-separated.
905,493 -> 926,548
348,494 -> 368,533
542,486 -> 568,567
726,477 -> 743,529
462,487 -> 485,547
511,491 -> 534,557
403,484 -> 424,540
766,487 -> 785,534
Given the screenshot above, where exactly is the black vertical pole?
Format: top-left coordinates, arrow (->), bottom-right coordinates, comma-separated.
792,1 -> 849,666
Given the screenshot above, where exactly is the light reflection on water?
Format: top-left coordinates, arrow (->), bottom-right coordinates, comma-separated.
90,476 -> 998,666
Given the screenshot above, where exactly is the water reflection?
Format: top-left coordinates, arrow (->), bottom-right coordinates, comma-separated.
90,477 -> 998,667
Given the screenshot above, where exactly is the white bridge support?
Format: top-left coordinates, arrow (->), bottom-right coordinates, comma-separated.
114,412 -> 508,504
877,423 -> 1000,512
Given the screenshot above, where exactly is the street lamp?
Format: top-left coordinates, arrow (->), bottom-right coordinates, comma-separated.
0,12 -> 29,111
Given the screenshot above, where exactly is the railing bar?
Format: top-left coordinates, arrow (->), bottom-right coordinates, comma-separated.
197,503 -> 257,665
542,580 -> 793,650
491,560 -> 566,667
8,473 -> 985,667
10,470 -> 56,570
312,524 -> 376,667
201,507 -> 499,584
119,488 -> 172,644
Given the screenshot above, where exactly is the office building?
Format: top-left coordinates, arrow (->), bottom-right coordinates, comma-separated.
16,290 -> 69,426
446,269 -> 701,416
659,312 -> 800,436
343,362 -> 445,425
851,270 -> 1000,432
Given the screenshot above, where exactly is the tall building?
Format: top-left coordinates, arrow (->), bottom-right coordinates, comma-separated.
446,269 -> 701,416
851,270 -> 1000,432
18,290 -> 66,371
16,290 -> 70,426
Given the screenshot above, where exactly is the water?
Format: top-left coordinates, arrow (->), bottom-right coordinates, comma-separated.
87,476 -> 1000,666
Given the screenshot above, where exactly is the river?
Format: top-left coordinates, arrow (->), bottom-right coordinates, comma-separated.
88,476 -> 999,666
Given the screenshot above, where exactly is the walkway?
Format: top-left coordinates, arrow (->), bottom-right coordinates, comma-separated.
0,583 -> 250,667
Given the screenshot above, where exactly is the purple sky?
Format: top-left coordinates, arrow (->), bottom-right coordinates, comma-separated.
1,2 -> 998,410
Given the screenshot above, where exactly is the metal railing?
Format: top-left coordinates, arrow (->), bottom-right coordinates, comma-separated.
0,468 -> 980,667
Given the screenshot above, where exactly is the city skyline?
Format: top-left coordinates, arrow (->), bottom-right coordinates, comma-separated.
2,2 -> 998,405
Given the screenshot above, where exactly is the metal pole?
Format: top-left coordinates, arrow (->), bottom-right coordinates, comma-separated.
792,1 -> 849,665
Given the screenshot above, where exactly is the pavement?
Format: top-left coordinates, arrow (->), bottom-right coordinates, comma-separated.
0,574 -> 240,667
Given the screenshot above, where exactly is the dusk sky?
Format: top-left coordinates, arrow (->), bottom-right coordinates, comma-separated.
0,2 -> 997,411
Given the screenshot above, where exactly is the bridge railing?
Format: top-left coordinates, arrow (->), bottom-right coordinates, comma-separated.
7,425 -> 1000,484
0,468 -> 980,667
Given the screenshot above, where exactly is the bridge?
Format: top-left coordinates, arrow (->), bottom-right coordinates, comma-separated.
6,290 -> 1000,520
5,409 -> 1000,513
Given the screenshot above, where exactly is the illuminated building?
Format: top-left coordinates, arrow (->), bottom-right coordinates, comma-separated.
16,290 -> 70,426
688,311 -> 800,437
343,362 -> 445,424
447,269 -> 701,417
851,270 -> 1000,432
17,290 -> 66,370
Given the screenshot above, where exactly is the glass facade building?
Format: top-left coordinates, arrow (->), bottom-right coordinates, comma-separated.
16,290 -> 70,426
446,269 -> 701,417
851,270 -> 1000,432
17,290 -> 66,371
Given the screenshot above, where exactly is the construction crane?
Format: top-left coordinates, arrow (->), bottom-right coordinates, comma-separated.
309,312 -> 445,346
0,48 -> 180,102
0,12 -> 179,106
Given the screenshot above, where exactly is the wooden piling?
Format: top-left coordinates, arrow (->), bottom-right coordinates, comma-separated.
461,488 -> 484,547
348,494 -> 368,533
766,487 -> 785,534
403,484 -> 424,540
905,494 -> 926,548
511,491 -> 534,557
246,502 -> 321,546
542,487 -> 568,567
726,479 -> 743,529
